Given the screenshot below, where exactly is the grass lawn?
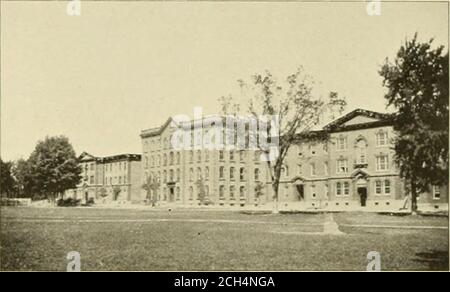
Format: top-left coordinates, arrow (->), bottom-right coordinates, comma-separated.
1,207 -> 448,271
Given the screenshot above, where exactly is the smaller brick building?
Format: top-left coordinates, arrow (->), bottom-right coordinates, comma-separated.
65,152 -> 142,204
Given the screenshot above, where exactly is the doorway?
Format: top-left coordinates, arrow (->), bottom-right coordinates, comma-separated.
169,187 -> 175,202
296,184 -> 304,201
357,187 -> 367,207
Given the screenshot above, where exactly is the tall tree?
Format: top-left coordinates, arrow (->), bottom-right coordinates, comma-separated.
0,159 -> 16,198
221,67 -> 345,213
12,158 -> 33,198
27,136 -> 82,201
379,34 -> 449,212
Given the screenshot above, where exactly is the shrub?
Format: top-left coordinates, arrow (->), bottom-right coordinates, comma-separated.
57,197 -> 81,207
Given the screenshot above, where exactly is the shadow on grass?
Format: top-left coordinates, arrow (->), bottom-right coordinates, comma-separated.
413,250 -> 449,271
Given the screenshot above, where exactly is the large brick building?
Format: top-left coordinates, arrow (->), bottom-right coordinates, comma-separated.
65,152 -> 142,204
140,117 -> 264,206
268,109 -> 448,211
140,109 -> 448,211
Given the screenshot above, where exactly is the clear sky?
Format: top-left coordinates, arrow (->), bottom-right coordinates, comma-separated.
1,1 -> 448,161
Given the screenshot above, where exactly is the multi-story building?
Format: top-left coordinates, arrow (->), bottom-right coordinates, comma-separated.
264,109 -> 448,211
140,109 -> 448,211
140,117 -> 265,206
65,152 -> 142,204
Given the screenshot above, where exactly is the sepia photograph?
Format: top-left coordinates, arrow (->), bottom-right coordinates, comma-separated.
0,0 -> 449,276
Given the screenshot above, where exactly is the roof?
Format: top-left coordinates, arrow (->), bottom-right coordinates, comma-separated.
322,108 -> 395,132
77,152 -> 141,163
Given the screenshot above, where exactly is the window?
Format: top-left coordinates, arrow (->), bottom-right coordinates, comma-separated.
433,185 -> 441,200
375,180 -> 391,195
169,152 -> 174,165
282,165 -> 289,177
176,152 -> 181,164
356,139 -> 367,164
144,156 -> 148,169
311,185 -> 316,198
205,185 -> 209,198
376,155 -> 389,171
197,150 -> 202,163
176,187 -> 180,201
240,186 -> 245,199
189,150 -> 194,163
205,151 -> 209,162
230,167 -> 235,180
297,164 -> 303,175
343,182 -> 350,195
124,162 -> 127,170
124,175 -> 127,184
309,145 -> 316,156
376,131 -> 388,146
163,154 -> 167,166
337,159 -> 348,173
324,162 -> 329,176
219,185 -> 225,199
219,166 -> 225,179
239,151 -> 245,161
163,170 -> 167,183
189,187 -> 193,200
90,163 -> 94,171
169,170 -> 174,182
197,167 -> 202,180
176,169 -> 181,182
189,168 -> 194,181
230,150 -> 235,161
254,151 -> 260,162
310,163 -> 316,176
337,136 -> 347,151
240,167 -> 245,181
230,186 -> 235,199
90,176 -> 94,184
336,182 -> 342,196
219,150 -> 224,161
254,168 -> 260,181
384,180 -> 390,194
119,176 -> 122,184
205,167 -> 209,180
375,180 -> 382,194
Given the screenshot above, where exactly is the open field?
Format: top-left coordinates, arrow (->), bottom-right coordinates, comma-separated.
1,207 -> 448,271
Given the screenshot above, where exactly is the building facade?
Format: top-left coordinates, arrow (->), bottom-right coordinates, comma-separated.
140,109 -> 448,211
65,152 -> 142,204
140,118 -> 265,206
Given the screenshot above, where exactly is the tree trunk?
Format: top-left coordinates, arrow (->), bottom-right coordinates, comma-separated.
272,183 -> 279,214
411,181 -> 418,214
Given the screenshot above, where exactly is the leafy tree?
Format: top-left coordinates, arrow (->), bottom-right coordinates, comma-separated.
98,187 -> 108,199
12,159 -> 33,198
254,182 -> 265,205
220,67 -> 345,213
0,159 -> 16,198
27,136 -> 82,201
142,176 -> 160,206
379,34 -> 449,212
